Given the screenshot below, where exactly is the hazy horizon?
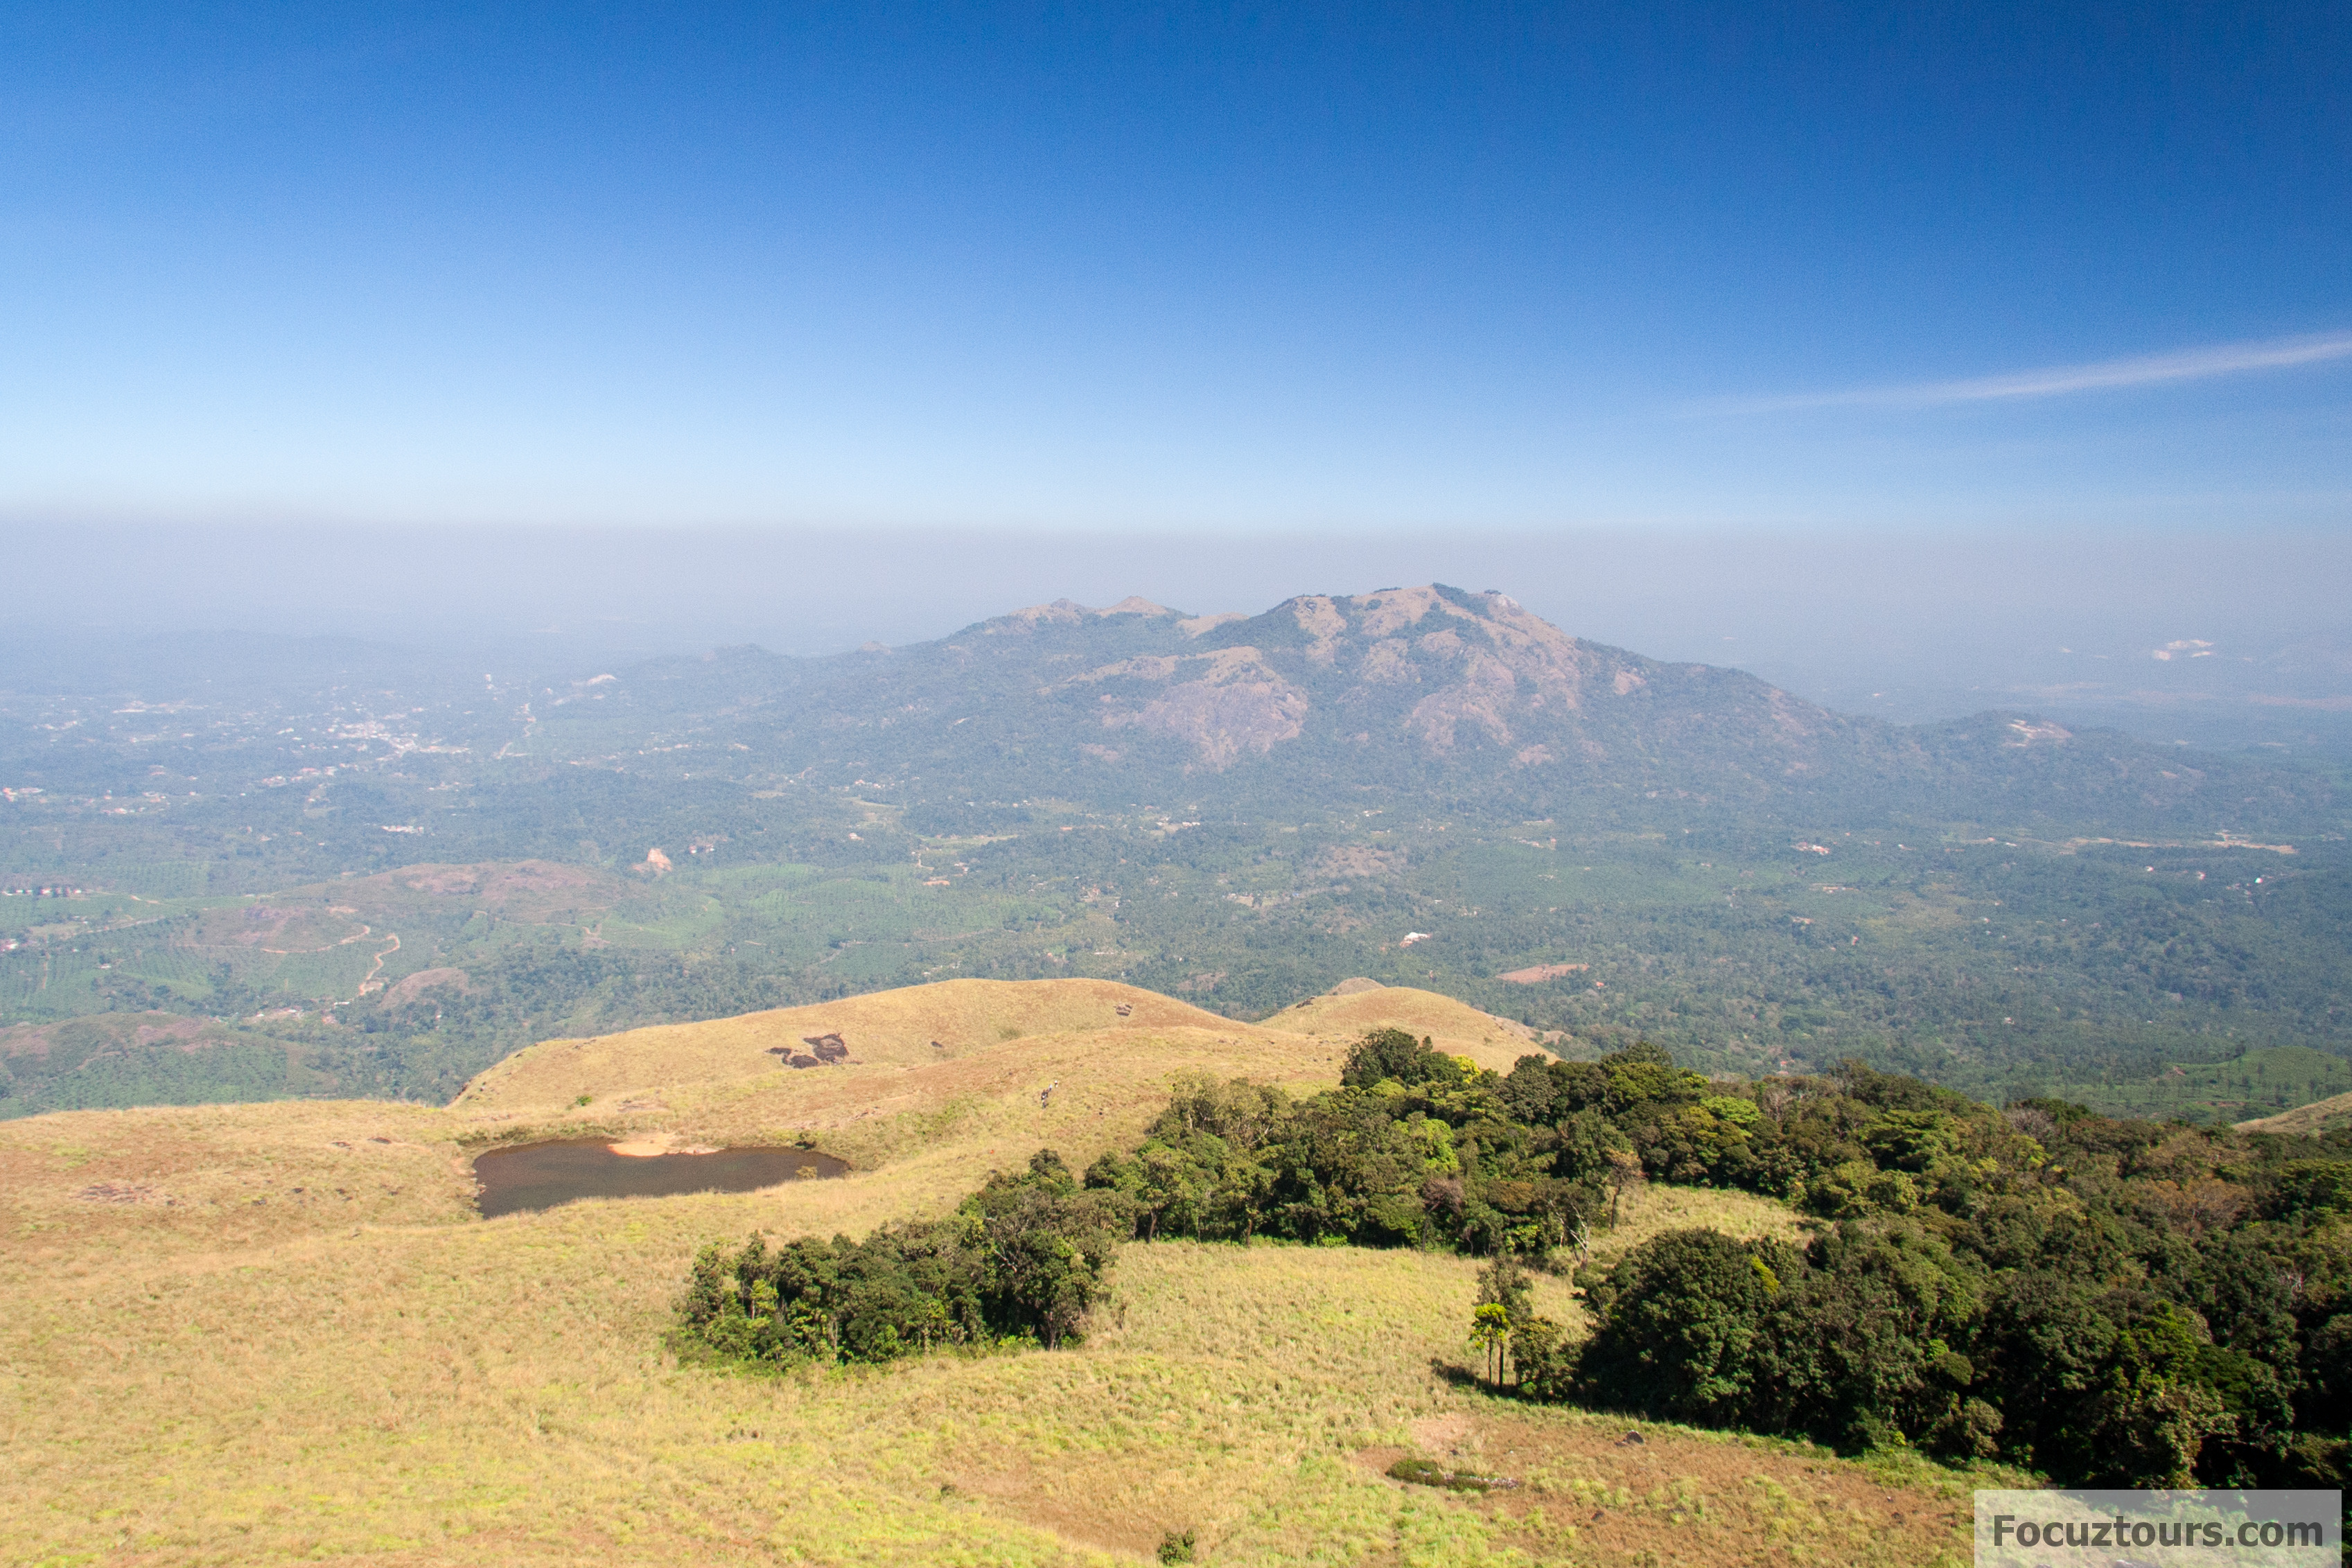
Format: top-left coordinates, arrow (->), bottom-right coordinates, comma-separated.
3,518 -> 2346,756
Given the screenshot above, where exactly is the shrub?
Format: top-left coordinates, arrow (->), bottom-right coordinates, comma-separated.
674,1148 -> 1129,1366
1340,1028 -> 1455,1089
1385,1457 -> 1515,1492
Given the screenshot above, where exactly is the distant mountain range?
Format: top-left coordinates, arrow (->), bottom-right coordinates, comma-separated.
569,584 -> 2332,833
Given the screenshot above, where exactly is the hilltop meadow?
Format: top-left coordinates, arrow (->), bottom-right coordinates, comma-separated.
3,978 -> 2026,1568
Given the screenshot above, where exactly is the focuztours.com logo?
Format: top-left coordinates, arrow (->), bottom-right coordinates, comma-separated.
1974,1490 -> 2340,1567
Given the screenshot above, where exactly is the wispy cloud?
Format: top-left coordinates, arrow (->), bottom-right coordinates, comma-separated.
1694,330 -> 2352,415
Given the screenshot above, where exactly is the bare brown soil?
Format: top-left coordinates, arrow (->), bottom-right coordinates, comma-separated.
1101,647 -> 1310,769
1496,962 -> 1590,985
1316,845 -> 1407,879
380,966 -> 470,1006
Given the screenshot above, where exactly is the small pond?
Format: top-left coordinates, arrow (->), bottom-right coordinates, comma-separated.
471,1139 -> 849,1219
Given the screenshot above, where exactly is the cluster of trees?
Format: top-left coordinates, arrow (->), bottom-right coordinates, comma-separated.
1437,1045 -> 2352,1488
1080,1027 -> 2351,1488
674,1150 -> 1127,1366
1538,1116 -> 2352,1487
988,818 -> 2352,1091
1080,1029 -> 1631,1253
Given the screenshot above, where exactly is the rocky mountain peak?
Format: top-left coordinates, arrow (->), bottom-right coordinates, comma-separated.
604,583 -> 2303,828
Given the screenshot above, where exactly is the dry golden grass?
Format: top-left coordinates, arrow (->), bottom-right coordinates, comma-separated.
471,977 -> 1537,1118
1355,1402 -> 1978,1568
1,1098 -> 477,1266
465,978 -> 1242,1111
1599,1181 -> 1818,1257
454,979 -> 1543,1199
1259,984 -> 1543,1070
2237,1086 -> 2352,1136
0,977 -> 1983,1567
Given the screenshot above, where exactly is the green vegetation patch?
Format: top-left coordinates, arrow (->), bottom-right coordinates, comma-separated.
676,1149 -> 1126,1366
2042,1044 -> 2352,1124
1385,1456 -> 1520,1492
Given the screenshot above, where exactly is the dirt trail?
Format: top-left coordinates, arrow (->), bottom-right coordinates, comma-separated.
353,931 -> 401,996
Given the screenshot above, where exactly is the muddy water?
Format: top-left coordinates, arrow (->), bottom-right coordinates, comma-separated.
471,1139 -> 848,1218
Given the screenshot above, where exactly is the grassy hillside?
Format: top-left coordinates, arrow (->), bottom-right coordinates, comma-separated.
0,978 -> 1990,1567
2239,1086 -> 2352,1136
456,978 -> 1558,1193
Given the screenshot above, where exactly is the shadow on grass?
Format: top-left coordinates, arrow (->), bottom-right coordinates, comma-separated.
1428,1358 -> 1487,1391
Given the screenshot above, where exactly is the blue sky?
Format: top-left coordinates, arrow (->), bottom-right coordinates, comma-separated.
4,2 -> 2349,529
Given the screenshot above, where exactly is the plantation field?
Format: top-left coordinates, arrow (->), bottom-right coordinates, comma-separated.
8,723 -> 2351,1130
0,978 -> 1991,1567
2049,1043 -> 2352,1123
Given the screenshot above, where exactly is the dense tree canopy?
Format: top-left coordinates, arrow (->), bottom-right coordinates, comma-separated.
1510,1060 -> 2352,1488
